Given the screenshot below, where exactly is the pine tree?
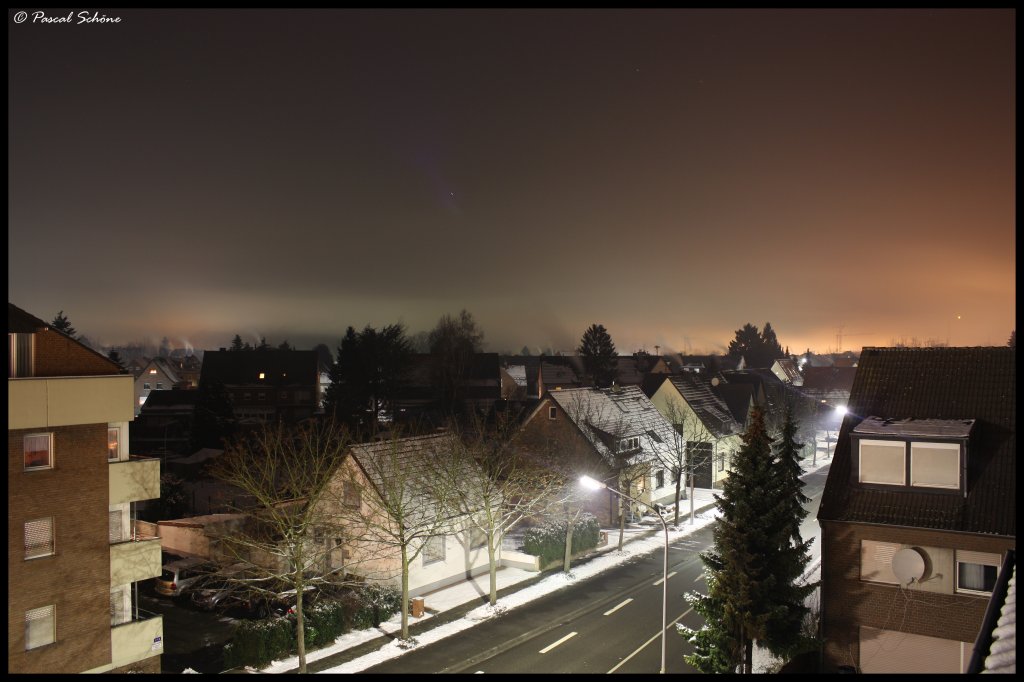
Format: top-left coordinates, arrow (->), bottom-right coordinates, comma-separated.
107,349 -> 124,367
51,310 -> 77,338
578,323 -> 618,388
728,323 -> 762,366
229,334 -> 245,351
762,403 -> 818,659
760,322 -> 785,363
680,406 -> 784,673
256,336 -> 270,350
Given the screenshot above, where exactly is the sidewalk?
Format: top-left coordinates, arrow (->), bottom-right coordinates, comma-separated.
269,486 -> 725,674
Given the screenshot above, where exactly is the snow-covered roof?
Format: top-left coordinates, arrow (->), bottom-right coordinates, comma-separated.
852,416 -> 975,439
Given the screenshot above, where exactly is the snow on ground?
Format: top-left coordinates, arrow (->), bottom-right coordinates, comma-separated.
260,457 -> 831,674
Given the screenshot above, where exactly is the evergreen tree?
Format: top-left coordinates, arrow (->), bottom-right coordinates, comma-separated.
727,323 -> 762,366
325,324 -> 413,431
51,310 -> 77,338
256,336 -> 270,350
680,406 -> 784,673
578,323 -> 618,388
428,309 -> 485,415
278,340 -> 292,351
760,322 -> 785,364
312,342 -> 334,368
520,345 -> 531,356
107,349 -> 124,367
229,334 -> 245,351
762,404 -> 818,659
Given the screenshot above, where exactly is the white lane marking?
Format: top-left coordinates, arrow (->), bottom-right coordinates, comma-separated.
603,598 -> 633,616
607,608 -> 693,674
653,571 -> 677,586
539,631 -> 578,654
694,573 -> 705,582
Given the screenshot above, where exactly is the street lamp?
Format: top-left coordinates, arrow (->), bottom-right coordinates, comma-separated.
579,475 -> 670,674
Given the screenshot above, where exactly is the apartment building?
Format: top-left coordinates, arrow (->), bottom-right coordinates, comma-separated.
8,303 -> 163,673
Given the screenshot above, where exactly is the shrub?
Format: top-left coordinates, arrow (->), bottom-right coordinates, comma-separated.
523,513 -> 600,568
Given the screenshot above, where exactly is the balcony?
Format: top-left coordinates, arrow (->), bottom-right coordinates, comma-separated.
8,374 -> 134,429
111,535 -> 162,585
110,455 -> 160,505
110,612 -> 163,670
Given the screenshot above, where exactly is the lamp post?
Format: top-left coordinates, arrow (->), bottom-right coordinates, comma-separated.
580,475 -> 669,674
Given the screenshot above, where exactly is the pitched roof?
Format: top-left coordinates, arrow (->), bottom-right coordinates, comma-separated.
668,373 -> 742,438
799,366 -> 857,395
818,347 -> 1015,536
8,302 -> 49,333
548,385 -> 679,466
711,381 -> 756,427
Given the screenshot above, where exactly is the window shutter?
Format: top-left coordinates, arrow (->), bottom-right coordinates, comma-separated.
957,550 -> 1001,566
25,518 -> 53,559
25,605 -> 55,650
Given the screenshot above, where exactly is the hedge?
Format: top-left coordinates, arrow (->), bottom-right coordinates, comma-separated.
223,583 -> 403,670
522,513 -> 600,569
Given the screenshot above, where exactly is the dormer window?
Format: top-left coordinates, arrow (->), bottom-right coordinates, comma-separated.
619,436 -> 641,452
853,417 -> 971,493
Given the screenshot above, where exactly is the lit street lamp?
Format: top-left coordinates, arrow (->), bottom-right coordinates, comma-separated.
579,475 -> 670,674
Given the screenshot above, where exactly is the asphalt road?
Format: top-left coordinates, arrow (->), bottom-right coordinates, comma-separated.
137,581 -> 240,674
362,464 -> 830,675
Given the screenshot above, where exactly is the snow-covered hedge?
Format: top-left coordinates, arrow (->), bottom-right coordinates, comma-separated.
522,514 -> 600,568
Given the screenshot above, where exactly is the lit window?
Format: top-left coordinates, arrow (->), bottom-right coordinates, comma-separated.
108,427 -> 120,461
149,369 -> 157,374
259,372 -> 265,380
24,433 -> 53,470
423,536 -> 445,565
25,605 -> 55,650
956,551 -> 1001,595
25,517 -> 54,559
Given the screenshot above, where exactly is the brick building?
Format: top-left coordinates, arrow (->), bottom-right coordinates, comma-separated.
817,347 -> 1015,673
8,303 -> 163,673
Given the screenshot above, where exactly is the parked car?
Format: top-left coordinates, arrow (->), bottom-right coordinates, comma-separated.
155,556 -> 213,598
240,585 -> 320,619
190,576 -> 247,611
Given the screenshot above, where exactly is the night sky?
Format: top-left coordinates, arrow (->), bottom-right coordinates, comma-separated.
8,9 -> 1016,355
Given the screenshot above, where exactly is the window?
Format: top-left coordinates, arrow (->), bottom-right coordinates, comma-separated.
859,439 -> 906,485
10,332 -> 34,377
423,536 -> 445,565
956,551 -> 1001,594
343,482 -> 361,508
655,470 -> 665,488
156,382 -> 164,390
111,586 -> 131,626
108,427 -> 121,462
717,452 -> 726,472
24,433 -> 53,470
548,406 -> 557,420
860,540 -> 901,584
257,392 -> 266,401
143,382 -> 151,390
243,392 -> 252,401
470,525 -> 487,549
149,368 -> 157,374
619,436 -> 640,452
910,441 -> 960,489
25,605 -> 55,650
258,372 -> 265,380
25,518 -> 54,559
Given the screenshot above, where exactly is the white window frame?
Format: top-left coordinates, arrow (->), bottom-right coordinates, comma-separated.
108,423 -> 127,462
25,517 -> 55,559
24,433 -> 54,471
910,441 -> 960,489
859,439 -> 906,485
955,550 -> 1001,595
25,605 -> 55,650
548,406 -> 557,420
423,535 -> 445,565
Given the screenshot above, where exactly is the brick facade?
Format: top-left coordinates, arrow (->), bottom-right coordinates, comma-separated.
820,520 -> 1015,671
31,329 -> 121,378
8,424 -> 112,673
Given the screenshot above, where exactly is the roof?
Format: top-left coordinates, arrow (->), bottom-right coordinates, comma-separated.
667,373 -> 742,438
137,388 -> 200,410
148,357 -> 182,384
853,416 -> 975,439
818,347 -> 1015,536
711,381 -> 756,426
8,302 -> 49,333
548,385 -> 680,466
772,358 -> 804,384
199,349 -> 319,388
799,366 -> 857,395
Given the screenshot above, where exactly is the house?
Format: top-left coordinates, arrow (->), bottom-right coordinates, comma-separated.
198,348 -> 320,424
8,303 -> 163,673
316,433 -> 498,596
134,357 -> 182,415
391,353 -> 502,423
514,385 -> 681,524
817,346 -> 1015,673
797,365 -> 857,407
166,353 -> 202,389
770,357 -> 804,386
647,373 -> 743,489
130,389 -> 200,457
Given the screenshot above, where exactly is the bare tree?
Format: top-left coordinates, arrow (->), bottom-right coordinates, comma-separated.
660,398 -> 720,526
439,413 -> 565,605
330,430 -> 465,640
206,419 -> 355,674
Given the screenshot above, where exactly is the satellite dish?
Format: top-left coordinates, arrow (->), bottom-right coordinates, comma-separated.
711,377 -> 720,386
892,548 -> 926,584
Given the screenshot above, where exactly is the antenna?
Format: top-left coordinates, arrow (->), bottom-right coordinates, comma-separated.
892,548 -> 926,585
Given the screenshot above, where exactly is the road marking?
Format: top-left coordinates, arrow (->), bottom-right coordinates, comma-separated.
653,571 -> 677,586
607,608 -> 693,674
603,598 -> 633,615
694,573 -> 705,582
539,631 -> 577,654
